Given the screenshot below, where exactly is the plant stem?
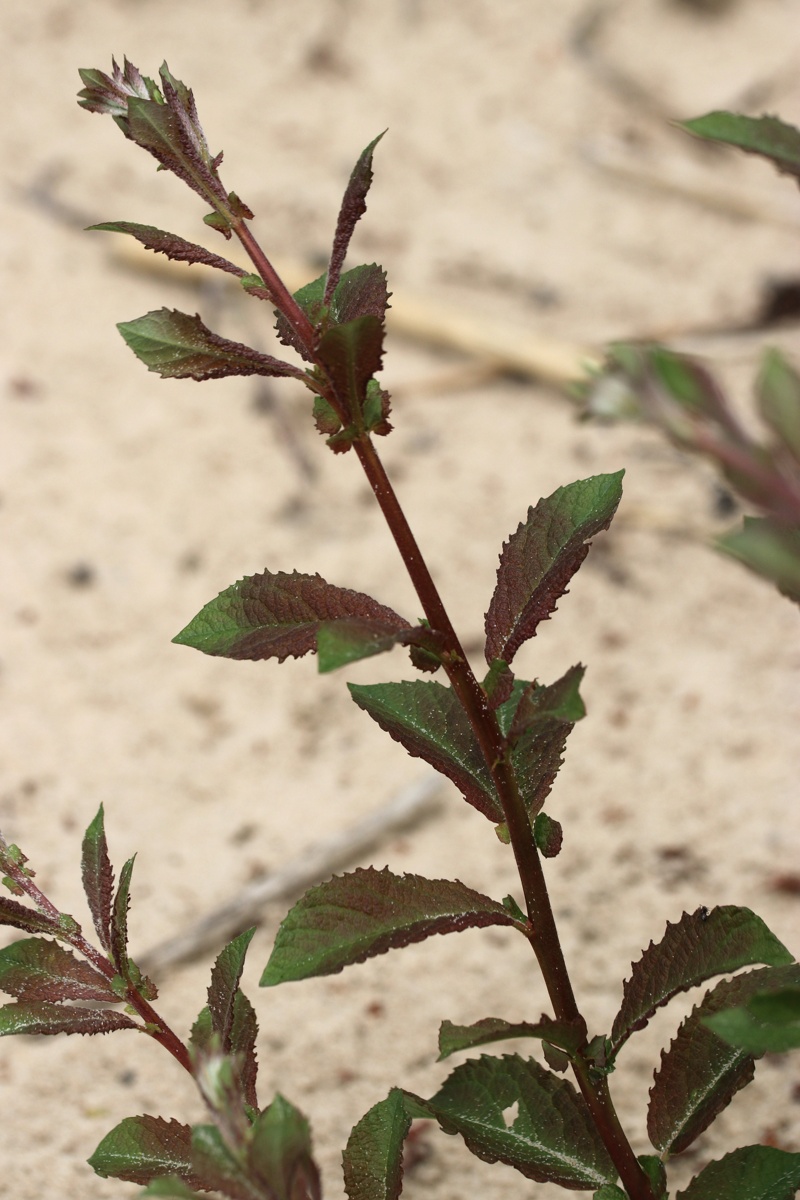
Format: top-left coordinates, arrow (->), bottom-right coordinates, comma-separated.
233,221 -> 318,352
351,432 -> 656,1200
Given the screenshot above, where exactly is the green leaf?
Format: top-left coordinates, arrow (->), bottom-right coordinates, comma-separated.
427,1055 -> 616,1188
81,804 -> 115,953
610,906 -> 793,1056
206,927 -> 255,1045
343,1089 -> 411,1200
717,517 -> 800,604
248,1094 -> 321,1200
485,472 -> 624,665
648,964 -> 800,1155
261,866 -> 520,985
89,1116 -> 199,1187
438,1016 -> 585,1061
0,895 -> 61,937
533,813 -> 563,858
89,222 -> 245,277
173,569 -> 411,666
118,308 -> 306,383
0,937 -> 116,1003
594,1188 -> 627,1200
189,1123 -> 253,1200
348,680 -> 501,822
705,986 -> 800,1054
0,1000 -> 136,1037
757,349 -> 800,463
676,1145 -> 800,1200
139,1180 -> 208,1199
325,132 -> 386,302
681,112 -> 800,183
316,314 -> 385,435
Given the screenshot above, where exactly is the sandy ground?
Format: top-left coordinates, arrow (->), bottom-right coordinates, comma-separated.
2,1 -> 800,1197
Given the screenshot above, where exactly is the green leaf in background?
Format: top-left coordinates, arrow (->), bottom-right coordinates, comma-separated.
647,964 -> 800,1156
81,804 -> 115,953
705,985 -> 800,1054
718,516 -> 800,604
248,1094 -> 321,1200
485,473 -> 624,665
681,112 -> 800,183
427,1055 -> 616,1189
757,348 -> 800,464
118,308 -> 307,383
348,680 -> 501,822
676,1145 -> 800,1200
438,1015 -> 585,1061
610,906 -> 793,1056
89,1116 -> 200,1187
0,1000 -> 137,1037
0,937 -> 116,1003
343,1089 -> 411,1200
261,866 -> 521,985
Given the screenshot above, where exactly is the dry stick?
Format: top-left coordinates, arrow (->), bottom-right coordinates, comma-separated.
140,774 -> 443,976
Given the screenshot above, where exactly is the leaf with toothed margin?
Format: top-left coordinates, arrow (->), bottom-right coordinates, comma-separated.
110,855 -> 135,977
118,308 -> 307,383
81,804 -> 115,953
485,473 -> 624,665
676,1145 -> 800,1200
173,569 -> 411,668
438,1016 -> 585,1061
325,133 -> 386,303
648,964 -> 800,1156
89,1116 -> 202,1188
343,1089 -> 411,1200
275,265 -> 390,361
0,937 -> 117,1003
89,222 -> 245,277
609,906 -> 793,1057
0,1000 -> 137,1037
348,679 -> 501,822
196,928 -> 259,1109
681,111 -> 800,183
316,314 -> 385,435
260,867 -> 521,985
0,895 -> 61,937
426,1054 -> 616,1189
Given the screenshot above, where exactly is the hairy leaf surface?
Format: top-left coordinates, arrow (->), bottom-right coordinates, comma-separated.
325,133 -> 386,302
485,472 -> 624,665
111,855 -> 135,977
206,927 -> 255,1046
438,1016 -> 585,1061
90,1116 -> 200,1187
249,1094 -> 321,1200
118,308 -> 305,383
428,1055 -> 616,1189
343,1089 -> 411,1200
0,895 -> 61,937
81,804 -> 116,952
90,222 -> 245,277
610,906 -> 792,1055
682,112 -> 800,183
174,569 -> 410,665
0,1000 -> 136,1037
261,867 -> 520,985
676,1145 -> 800,1199
0,937 -> 116,1003
349,680 -> 500,821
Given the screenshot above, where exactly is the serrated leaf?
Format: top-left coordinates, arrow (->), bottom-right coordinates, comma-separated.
90,1116 -> 201,1188
681,112 -> 800,183
676,1145 -> 800,1200
485,472 -> 624,665
111,855 -> 135,977
332,264 -> 391,324
0,894 -> 61,937
90,222 -> 245,277
428,1055 -> 616,1189
249,1094 -> 321,1200
81,804 -> 116,952
207,927 -> 255,1046
705,985 -> 800,1054
758,349 -> 800,463
343,1089 -> 411,1200
718,517 -> 800,604
0,937 -> 116,1003
648,964 -> 800,1155
348,680 -> 500,821
261,867 -> 519,985
189,1123 -> 253,1200
78,57 -> 160,118
173,569 -> 411,665
610,906 -> 793,1056
0,1000 -> 136,1037
229,991 -> 259,1110
317,314 -> 385,431
438,1016 -> 585,1061
325,133 -> 386,303
118,308 -> 305,383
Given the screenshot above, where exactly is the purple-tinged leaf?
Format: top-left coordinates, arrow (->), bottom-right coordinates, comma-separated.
118,308 -> 306,383
0,937 -> 116,1003
343,1089 -> 411,1200
78,57 -> 160,118
0,895 -> 61,937
533,813 -> 563,858
275,273 -> 328,360
325,133 -> 386,304
190,1124 -> 254,1200
0,1000 -> 136,1037
610,906 -> 792,1056
676,1145 -> 800,1200
483,660 -> 515,709
681,112 -> 800,184
485,472 -> 624,665
261,867 -> 521,985
648,964 -> 800,1155
717,517 -> 800,605
173,569 -> 411,665
428,1054 -> 616,1189
89,222 -> 246,278
438,1016 -> 585,1061
348,680 -> 501,822
249,1094 -> 321,1200
758,348 -> 800,463
317,619 -> 413,672
110,855 -> 135,977
333,263 -> 391,324
204,927 -> 258,1097
90,1116 -> 202,1188
230,992 -> 259,1110
317,314 -> 385,433
705,985 -> 800,1054
81,804 -> 115,953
